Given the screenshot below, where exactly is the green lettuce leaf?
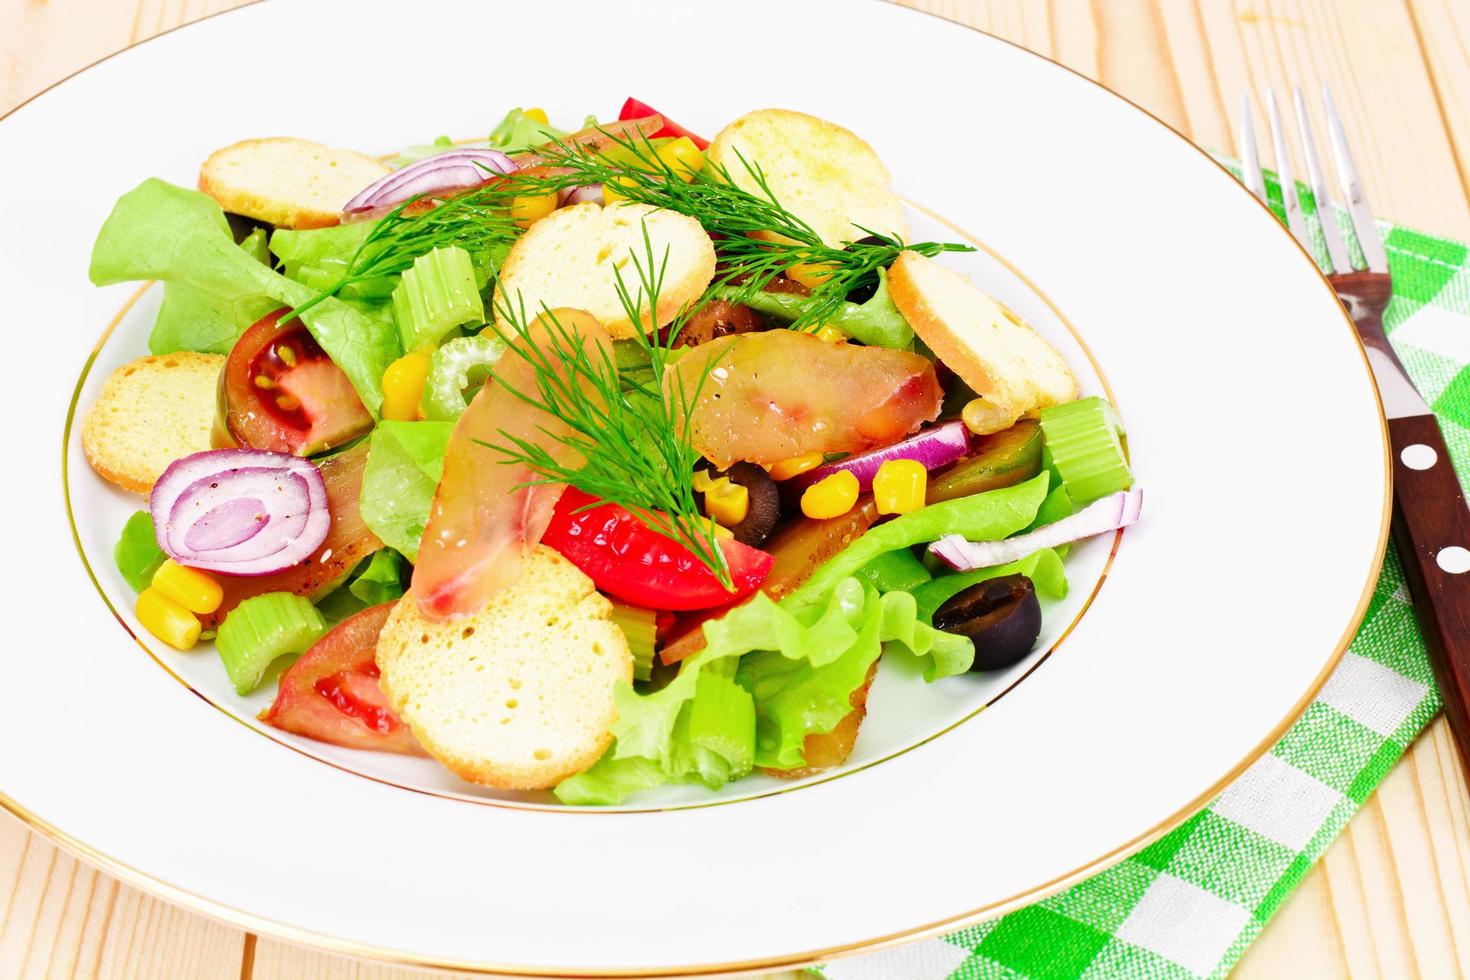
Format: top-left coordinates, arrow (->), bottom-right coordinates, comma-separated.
315,548 -> 408,622
90,179 -> 400,414
385,135 -> 454,169
114,511 -> 165,592
554,578 -> 970,804
150,281 -> 278,355
911,548 -> 1069,623
359,420 -> 453,561
488,108 -> 571,153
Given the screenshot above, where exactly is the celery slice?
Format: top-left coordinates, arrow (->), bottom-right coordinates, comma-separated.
391,246 -> 485,351
675,659 -> 755,788
419,334 -> 507,421
215,592 -> 328,695
1038,397 -> 1132,506
608,601 -> 658,682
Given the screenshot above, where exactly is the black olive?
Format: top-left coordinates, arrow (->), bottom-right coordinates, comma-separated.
714,462 -> 782,548
932,574 -> 1042,671
843,235 -> 889,305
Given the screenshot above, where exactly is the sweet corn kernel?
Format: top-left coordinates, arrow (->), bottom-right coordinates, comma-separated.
657,136 -> 705,180
961,396 -> 1016,436
151,560 -> 223,615
814,324 -> 849,344
787,262 -> 837,289
692,468 -> 718,493
511,192 -> 558,229
137,588 -> 201,651
704,478 -> 749,527
523,107 -> 549,124
801,470 -> 860,520
381,351 -> 432,422
768,452 -> 825,481
873,458 -> 928,515
701,517 -> 734,540
602,176 -> 639,206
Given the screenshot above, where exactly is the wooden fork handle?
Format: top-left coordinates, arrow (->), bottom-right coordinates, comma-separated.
1389,412 -> 1470,773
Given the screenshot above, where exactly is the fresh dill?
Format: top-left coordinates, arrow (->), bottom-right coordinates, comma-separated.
286,177 -> 521,322
477,227 -> 731,586
511,130 -> 975,329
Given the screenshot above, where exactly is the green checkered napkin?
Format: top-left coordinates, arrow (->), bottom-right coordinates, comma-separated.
816,165 -> 1470,979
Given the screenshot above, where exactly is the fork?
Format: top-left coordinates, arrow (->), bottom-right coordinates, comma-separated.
1239,85 -> 1470,774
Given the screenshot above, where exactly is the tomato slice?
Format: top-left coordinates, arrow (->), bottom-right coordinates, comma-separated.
668,330 -> 943,469
201,442 -> 380,628
541,487 -> 772,611
411,310 -> 613,620
261,602 -> 422,755
618,97 -> 709,150
217,308 -> 373,456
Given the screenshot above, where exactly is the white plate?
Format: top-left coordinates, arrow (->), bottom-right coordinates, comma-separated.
0,0 -> 1388,974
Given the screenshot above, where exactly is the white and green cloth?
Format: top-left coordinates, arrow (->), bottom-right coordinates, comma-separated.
818,166 -> 1470,979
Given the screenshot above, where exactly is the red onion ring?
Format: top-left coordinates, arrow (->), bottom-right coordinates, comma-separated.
343,149 -> 517,214
561,184 -> 605,206
781,420 -> 971,499
151,449 -> 331,577
929,486 -> 1142,571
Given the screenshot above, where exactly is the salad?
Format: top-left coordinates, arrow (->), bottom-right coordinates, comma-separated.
82,100 -> 1141,805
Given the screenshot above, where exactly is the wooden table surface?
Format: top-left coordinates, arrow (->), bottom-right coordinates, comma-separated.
5,0 -> 1470,976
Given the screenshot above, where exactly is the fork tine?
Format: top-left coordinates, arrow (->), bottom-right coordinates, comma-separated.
1238,92 -> 1268,205
1322,84 -> 1389,273
1266,87 -> 1311,251
1293,85 -> 1352,274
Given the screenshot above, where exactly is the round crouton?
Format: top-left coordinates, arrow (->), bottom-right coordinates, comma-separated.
706,108 -> 907,248
198,137 -> 390,229
887,251 -> 1079,433
82,353 -> 224,494
493,203 -> 715,340
376,546 -> 632,791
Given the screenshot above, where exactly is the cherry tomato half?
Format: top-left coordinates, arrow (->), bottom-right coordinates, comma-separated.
216,308 -> 373,456
261,601 -> 422,755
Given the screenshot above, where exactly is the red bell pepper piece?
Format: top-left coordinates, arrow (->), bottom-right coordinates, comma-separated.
618,97 -> 710,150
541,488 -> 771,610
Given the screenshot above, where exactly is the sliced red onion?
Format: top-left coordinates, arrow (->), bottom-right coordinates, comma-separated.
782,420 -> 970,498
151,449 -> 331,577
929,486 -> 1143,572
343,149 -> 517,213
561,183 -> 604,206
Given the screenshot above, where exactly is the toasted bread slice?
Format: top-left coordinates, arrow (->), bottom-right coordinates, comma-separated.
493,203 -> 715,340
82,353 -> 225,494
706,108 -> 906,248
198,137 -> 389,229
376,546 -> 631,790
887,251 -> 1079,434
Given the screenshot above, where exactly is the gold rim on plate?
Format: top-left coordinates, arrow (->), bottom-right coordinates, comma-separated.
2,2 -> 1393,975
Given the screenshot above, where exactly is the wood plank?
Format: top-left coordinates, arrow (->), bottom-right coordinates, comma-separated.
0,0 -> 248,116
1155,0 -> 1470,236
1406,0 -> 1470,207
0,812 -> 244,979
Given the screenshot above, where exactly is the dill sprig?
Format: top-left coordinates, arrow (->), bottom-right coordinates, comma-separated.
477,227 -> 731,586
286,177 -> 521,322
512,130 -> 975,329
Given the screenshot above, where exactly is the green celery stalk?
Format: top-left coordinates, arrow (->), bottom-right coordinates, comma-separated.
419,334 -> 506,421
215,593 -> 328,695
710,268 -> 914,349
608,601 -> 658,682
855,548 -> 932,594
1038,397 -> 1132,505
391,246 -> 485,351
